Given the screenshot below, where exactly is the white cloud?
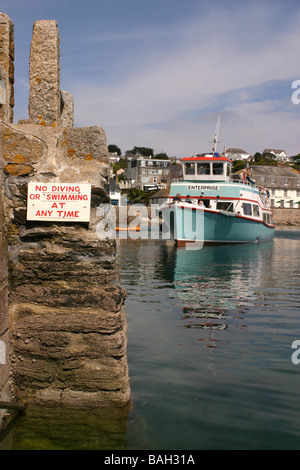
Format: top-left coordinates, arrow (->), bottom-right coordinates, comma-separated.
71,3 -> 300,156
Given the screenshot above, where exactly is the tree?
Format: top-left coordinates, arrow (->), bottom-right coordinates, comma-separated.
153,152 -> 169,160
254,152 -> 262,162
232,160 -> 245,172
129,146 -> 154,158
108,144 -> 121,156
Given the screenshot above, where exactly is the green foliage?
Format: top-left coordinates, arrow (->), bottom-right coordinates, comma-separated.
112,158 -> 127,174
232,160 -> 245,172
293,162 -> 300,171
254,152 -> 262,162
125,188 -> 156,205
130,146 -> 154,158
153,152 -> 169,160
108,144 -> 121,156
250,157 -> 277,166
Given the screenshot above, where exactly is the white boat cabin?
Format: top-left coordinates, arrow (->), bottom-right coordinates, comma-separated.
182,154 -> 232,183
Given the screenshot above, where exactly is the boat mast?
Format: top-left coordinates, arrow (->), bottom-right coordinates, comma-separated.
212,116 -> 221,156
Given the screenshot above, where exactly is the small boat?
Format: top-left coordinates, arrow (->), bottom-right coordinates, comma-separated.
160,120 -> 275,247
115,226 -> 141,232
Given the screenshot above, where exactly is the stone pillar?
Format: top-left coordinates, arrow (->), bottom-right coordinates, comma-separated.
0,15 -> 130,409
2,122 -> 130,408
0,13 -> 14,123
29,20 -> 61,126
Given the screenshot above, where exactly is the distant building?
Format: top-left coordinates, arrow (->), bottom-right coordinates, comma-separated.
127,156 -> 171,191
250,166 -> 300,208
225,148 -> 251,161
109,152 -> 121,164
263,149 -> 292,163
109,180 -> 124,206
169,163 -> 183,182
149,188 -> 170,206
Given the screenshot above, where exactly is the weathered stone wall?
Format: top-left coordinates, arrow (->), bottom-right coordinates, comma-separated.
0,13 -> 130,411
2,122 -> 130,407
0,165 -> 11,426
273,208 -> 300,226
0,13 -> 14,123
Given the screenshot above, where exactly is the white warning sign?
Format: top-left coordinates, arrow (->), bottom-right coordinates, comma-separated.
27,183 -> 91,222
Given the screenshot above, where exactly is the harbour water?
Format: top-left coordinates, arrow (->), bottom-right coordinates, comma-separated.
1,227 -> 300,450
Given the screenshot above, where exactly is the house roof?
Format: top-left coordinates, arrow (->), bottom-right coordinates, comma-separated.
109,179 -> 121,191
250,166 -> 300,188
250,166 -> 297,177
149,188 -> 170,199
225,148 -> 250,155
263,149 -> 287,155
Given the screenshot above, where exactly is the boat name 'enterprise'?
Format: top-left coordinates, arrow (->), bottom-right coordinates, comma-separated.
187,185 -> 219,191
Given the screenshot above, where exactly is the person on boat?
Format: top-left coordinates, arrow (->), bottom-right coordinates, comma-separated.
246,169 -> 255,185
186,195 -> 193,203
198,200 -> 204,206
173,193 -> 181,203
241,169 -> 247,183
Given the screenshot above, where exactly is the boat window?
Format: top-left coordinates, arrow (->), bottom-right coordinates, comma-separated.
253,205 -> 260,217
263,213 -> 267,224
185,163 -> 196,175
227,165 -> 231,177
217,201 -> 234,212
242,203 -> 252,216
213,163 -> 224,175
197,163 -> 210,175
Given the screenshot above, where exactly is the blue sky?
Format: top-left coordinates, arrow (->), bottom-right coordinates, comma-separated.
1,0 -> 300,157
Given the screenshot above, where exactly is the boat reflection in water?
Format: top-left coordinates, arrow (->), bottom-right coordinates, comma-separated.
161,239 -> 275,348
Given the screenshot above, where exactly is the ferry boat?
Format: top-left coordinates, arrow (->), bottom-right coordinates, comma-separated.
160,150 -> 275,247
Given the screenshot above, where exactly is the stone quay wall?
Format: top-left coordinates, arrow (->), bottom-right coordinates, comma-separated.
0,13 -> 130,418
273,208 -> 300,226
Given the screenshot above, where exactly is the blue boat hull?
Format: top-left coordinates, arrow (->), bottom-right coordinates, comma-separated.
161,204 -> 275,246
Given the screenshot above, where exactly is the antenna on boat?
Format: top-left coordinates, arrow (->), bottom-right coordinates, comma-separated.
211,116 -> 221,156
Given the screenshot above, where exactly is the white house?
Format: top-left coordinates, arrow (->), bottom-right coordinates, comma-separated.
109,180 -> 125,206
263,149 -> 292,163
224,148 -> 251,161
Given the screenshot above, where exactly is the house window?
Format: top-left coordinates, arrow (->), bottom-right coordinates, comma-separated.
284,189 -> 288,198
290,200 -> 294,208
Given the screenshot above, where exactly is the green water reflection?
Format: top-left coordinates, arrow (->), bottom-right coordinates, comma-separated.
1,229 -> 300,450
